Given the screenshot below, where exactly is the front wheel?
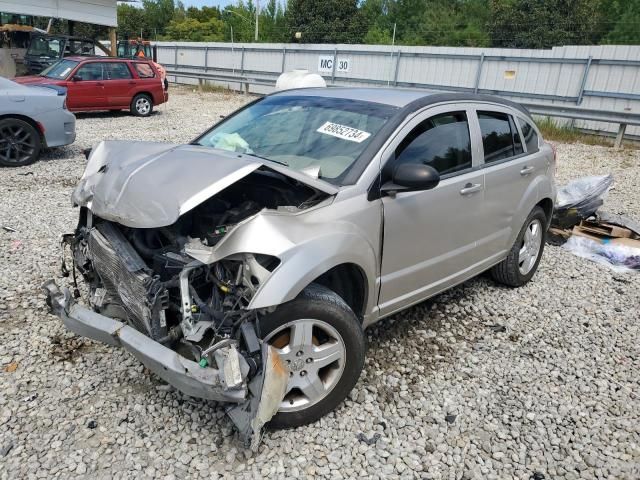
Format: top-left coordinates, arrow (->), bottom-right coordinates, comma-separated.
260,284 -> 365,429
491,206 -> 547,287
130,94 -> 153,117
0,118 -> 41,167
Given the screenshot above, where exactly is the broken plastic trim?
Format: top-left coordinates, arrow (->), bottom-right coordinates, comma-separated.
41,280 -> 289,449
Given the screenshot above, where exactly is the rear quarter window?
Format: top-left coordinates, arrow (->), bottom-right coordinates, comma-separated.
518,118 -> 540,153
134,63 -> 156,78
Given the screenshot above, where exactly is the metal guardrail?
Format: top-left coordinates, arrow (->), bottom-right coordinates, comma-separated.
168,53 -> 640,147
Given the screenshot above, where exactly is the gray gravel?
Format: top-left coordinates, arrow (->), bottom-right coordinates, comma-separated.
1,87 -> 639,480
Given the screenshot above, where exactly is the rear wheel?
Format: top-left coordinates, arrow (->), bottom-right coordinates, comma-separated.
260,284 -> 365,429
0,118 -> 41,167
491,206 -> 547,287
131,94 -> 153,117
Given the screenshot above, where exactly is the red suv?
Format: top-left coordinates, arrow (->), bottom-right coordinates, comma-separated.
15,57 -> 168,117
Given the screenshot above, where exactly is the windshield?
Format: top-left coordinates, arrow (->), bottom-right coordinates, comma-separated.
40,59 -> 79,79
27,37 -> 62,58
195,95 -> 397,185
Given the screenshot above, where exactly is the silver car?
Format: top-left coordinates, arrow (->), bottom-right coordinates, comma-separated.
0,77 -> 76,167
43,88 -> 555,447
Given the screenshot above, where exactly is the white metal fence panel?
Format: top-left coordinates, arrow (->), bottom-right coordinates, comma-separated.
156,42 -> 640,138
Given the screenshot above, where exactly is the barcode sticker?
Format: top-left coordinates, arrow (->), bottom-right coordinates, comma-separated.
316,122 -> 371,143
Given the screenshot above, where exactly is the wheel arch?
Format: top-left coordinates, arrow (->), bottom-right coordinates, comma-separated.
308,263 -> 368,320
0,114 -> 46,147
536,197 -> 554,227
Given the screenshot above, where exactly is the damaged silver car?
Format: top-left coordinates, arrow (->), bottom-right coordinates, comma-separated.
43,88 -> 556,447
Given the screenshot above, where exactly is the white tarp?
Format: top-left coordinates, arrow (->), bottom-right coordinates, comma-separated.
0,0 -> 118,27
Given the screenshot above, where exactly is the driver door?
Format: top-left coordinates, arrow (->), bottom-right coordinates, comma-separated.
378,106 -> 487,317
65,62 -> 106,109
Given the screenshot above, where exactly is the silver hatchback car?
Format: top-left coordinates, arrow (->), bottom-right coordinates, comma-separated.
44,88 -> 555,447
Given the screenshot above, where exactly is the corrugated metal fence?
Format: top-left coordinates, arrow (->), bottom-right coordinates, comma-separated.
156,42 -> 640,140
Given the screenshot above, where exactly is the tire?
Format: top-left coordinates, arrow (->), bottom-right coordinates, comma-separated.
490,206 -> 547,287
259,283 -> 365,429
0,118 -> 41,167
130,94 -> 153,117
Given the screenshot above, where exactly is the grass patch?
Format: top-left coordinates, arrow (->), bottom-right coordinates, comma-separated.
197,82 -> 231,94
535,117 -> 613,147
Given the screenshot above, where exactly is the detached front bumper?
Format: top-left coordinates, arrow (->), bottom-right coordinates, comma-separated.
42,280 -> 288,449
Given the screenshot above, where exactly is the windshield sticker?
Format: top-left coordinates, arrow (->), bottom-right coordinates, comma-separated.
316,122 -> 371,143
60,67 -> 72,78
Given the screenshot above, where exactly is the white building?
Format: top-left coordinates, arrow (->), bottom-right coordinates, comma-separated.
0,0 -> 118,27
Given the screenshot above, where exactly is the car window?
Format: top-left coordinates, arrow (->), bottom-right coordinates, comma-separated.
134,63 -> 155,78
81,41 -> 95,55
518,118 -> 540,153
195,95 -> 396,185
40,59 -> 79,79
478,111 -> 524,163
104,62 -> 132,80
74,63 -> 103,81
66,40 -> 82,55
27,37 -> 61,57
394,111 -> 472,176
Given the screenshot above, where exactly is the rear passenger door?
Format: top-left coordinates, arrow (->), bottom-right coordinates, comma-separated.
132,62 -> 162,102
102,62 -> 135,108
472,107 -> 547,259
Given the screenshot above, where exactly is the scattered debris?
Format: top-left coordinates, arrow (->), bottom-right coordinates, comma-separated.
560,216 -> 640,272
356,432 -> 381,445
87,420 -> 97,429
488,324 -> 507,333
549,175 -> 640,272
552,175 -> 613,230
563,236 -> 640,272
21,393 -> 38,402
17,171 -> 33,176
0,442 -> 14,457
4,362 -> 18,373
2,226 -> 17,233
445,414 -> 457,424
530,473 -> 545,480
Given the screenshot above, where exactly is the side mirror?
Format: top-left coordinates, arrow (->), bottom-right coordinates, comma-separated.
381,163 -> 440,195
72,75 -> 82,82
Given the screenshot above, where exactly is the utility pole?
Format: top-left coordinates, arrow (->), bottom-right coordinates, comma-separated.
254,0 -> 259,42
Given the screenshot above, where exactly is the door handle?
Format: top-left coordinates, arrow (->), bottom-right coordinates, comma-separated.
520,166 -> 535,176
128,81 -> 136,85
96,82 -> 104,86
460,183 -> 483,195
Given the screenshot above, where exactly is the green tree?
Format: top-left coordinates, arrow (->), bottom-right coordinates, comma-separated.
600,0 -> 640,44
164,16 -> 225,41
285,0 -> 366,43
488,0 -> 602,48
222,1 -> 257,42
117,3 -> 150,39
142,0 -> 176,37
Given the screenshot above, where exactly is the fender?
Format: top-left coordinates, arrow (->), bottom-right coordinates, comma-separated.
507,173 -> 554,247
184,210 -> 378,313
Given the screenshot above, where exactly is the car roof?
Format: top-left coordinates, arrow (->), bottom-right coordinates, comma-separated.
64,56 -> 149,63
270,87 -> 531,117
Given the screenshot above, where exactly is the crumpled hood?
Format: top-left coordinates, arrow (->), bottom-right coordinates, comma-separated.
73,140 -> 337,228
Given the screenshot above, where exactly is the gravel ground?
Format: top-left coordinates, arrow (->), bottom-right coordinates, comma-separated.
1,87 -> 639,480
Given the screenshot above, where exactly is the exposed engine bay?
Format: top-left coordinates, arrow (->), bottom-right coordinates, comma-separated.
49,167 -> 331,448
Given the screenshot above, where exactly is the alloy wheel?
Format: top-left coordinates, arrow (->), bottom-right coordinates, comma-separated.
264,318 -> 346,413
518,218 -> 543,275
0,122 -> 37,165
136,97 -> 151,115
